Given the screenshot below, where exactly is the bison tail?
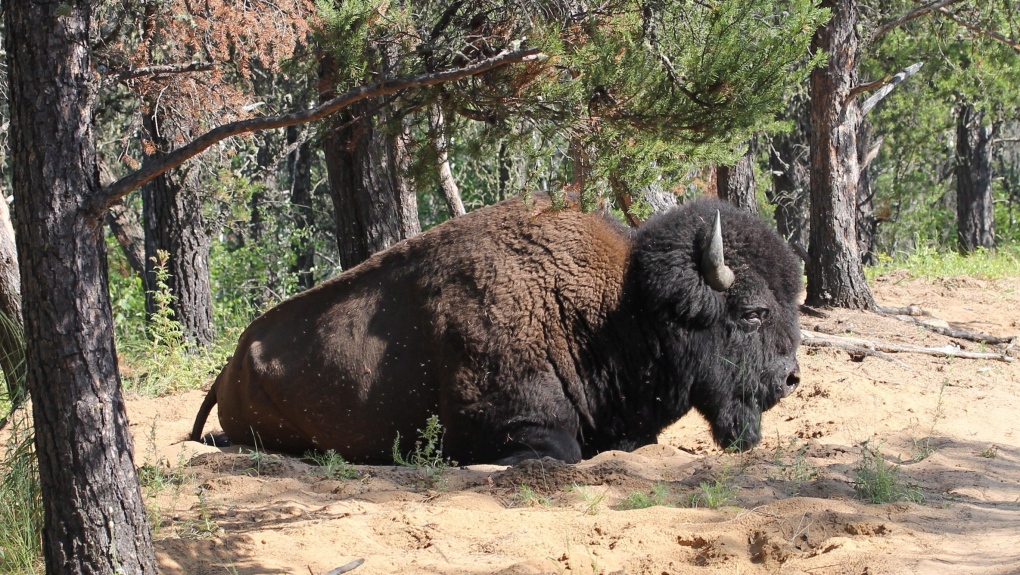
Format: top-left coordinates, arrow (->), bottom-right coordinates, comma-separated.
189,373 -> 221,442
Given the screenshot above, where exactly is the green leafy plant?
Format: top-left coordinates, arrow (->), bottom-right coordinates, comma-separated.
979,445 -> 999,459
912,381 -> 949,462
305,449 -> 360,481
392,415 -> 455,488
853,441 -> 925,504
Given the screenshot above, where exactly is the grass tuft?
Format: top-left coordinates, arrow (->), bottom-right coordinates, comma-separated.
620,483 -> 671,510
853,441 -> 925,504
512,484 -> 552,508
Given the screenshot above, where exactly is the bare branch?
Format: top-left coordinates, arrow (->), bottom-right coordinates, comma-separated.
802,330 -> 1016,363
94,48 -> 543,214
937,8 -> 1020,51
850,62 -> 924,115
871,0 -> 965,41
874,308 -> 1017,344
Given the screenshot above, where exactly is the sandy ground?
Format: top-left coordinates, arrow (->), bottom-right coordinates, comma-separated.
128,273 -> 1020,575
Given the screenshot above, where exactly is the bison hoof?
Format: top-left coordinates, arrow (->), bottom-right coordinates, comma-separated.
199,432 -> 231,448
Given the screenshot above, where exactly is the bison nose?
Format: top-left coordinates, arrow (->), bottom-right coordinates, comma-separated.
785,368 -> 801,397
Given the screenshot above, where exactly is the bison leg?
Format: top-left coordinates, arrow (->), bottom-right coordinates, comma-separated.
493,426 -> 582,465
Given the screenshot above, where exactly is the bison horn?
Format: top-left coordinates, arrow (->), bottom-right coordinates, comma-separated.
701,210 -> 735,291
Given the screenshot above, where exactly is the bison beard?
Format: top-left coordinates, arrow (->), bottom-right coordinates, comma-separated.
191,197 -> 802,464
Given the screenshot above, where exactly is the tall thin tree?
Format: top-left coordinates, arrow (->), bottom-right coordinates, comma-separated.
3,1 -> 158,571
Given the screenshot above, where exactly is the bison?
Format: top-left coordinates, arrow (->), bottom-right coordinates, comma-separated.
191,196 -> 802,464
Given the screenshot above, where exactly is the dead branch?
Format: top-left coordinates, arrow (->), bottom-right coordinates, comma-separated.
801,335 -> 911,368
323,558 -> 365,575
874,304 -> 929,317
93,48 -> 543,214
873,308 -> 1016,344
802,330 -> 1015,363
937,8 -> 1020,51
854,62 -> 924,115
871,0 -> 964,41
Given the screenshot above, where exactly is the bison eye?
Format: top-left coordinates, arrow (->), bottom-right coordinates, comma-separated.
740,307 -> 768,331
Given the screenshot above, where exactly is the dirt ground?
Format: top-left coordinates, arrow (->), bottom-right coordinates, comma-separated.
129,273 -> 1020,575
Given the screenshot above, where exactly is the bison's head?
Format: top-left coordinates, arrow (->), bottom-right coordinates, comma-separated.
634,199 -> 802,451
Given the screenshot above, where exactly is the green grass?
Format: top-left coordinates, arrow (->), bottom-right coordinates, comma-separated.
679,469 -> 737,509
512,484 -> 552,507
0,405 -> 43,574
769,438 -> 820,495
619,483 -> 671,510
569,484 -> 608,516
868,244 -> 1020,281
853,441 -> 925,504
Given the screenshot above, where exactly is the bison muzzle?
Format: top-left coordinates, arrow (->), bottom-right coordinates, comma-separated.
191,197 -> 802,464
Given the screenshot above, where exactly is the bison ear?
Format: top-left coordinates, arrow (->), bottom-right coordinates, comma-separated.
700,210 -> 735,292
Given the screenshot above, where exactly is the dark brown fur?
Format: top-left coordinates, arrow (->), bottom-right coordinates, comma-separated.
192,197 -> 802,464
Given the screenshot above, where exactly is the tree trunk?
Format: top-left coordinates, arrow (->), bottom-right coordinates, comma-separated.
3,1 -> 157,572
498,141 -> 512,202
323,98 -> 420,270
141,109 -> 214,345
717,141 -> 758,214
287,124 -> 316,291
105,198 -> 147,277
767,97 -> 810,253
431,104 -> 466,218
805,0 -> 875,310
856,120 -> 880,265
955,103 -> 995,254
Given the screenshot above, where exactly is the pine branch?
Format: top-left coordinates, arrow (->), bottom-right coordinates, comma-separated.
937,8 -> 1020,51
93,48 -> 543,213
871,0 -> 965,41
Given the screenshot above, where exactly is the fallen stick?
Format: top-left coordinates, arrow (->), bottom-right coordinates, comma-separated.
801,330 -> 1015,363
801,336 -> 911,368
324,559 -> 365,575
874,308 -> 1017,345
874,304 -> 929,317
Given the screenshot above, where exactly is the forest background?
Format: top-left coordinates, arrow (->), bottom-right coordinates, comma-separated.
0,0 -> 1018,573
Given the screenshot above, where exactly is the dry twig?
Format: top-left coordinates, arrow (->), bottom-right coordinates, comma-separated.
802,330 -> 1015,363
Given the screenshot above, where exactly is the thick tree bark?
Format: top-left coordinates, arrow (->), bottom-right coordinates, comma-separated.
322,99 -> 420,270
955,103 -> 995,254
141,109 -> 214,345
717,141 -> 758,214
805,0 -> 875,310
431,104 -> 466,218
768,94 -> 810,253
287,124 -> 316,291
3,1 -> 157,572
